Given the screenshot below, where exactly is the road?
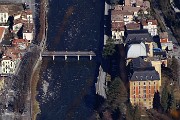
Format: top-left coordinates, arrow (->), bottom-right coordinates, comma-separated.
152,0 -> 180,84
152,0 -> 178,45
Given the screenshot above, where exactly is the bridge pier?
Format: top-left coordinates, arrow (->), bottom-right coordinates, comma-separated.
65,55 -> 67,60
53,55 -> 55,60
77,55 -> 80,61
90,55 -> 92,60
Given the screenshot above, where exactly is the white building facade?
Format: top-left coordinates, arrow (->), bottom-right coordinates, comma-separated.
143,21 -> 158,36
1,58 -> 18,75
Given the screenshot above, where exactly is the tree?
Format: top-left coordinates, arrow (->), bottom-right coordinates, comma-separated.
153,91 -> 161,110
168,93 -> 176,111
109,0 -> 120,4
169,56 -> 179,81
125,104 -> 134,120
137,8 -> 144,19
106,77 -> 127,111
102,38 -> 116,57
102,109 -> 113,120
161,86 -> 169,112
133,106 -> 141,120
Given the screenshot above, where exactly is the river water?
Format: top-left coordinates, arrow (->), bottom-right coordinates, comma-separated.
36,0 -> 104,120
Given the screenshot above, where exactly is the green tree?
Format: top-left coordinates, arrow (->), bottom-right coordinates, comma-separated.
138,9 -> 144,19
168,93 -> 176,111
102,38 -> 116,57
106,77 -> 127,111
169,56 -> 179,81
161,86 -> 169,112
153,91 -> 161,110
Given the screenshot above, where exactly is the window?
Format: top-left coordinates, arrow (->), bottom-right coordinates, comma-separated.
143,90 -> 146,94
134,82 -> 135,86
144,82 -> 146,85
139,82 -> 140,85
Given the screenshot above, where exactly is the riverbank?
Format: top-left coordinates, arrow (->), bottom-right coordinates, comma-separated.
31,61 -> 42,120
31,0 -> 48,119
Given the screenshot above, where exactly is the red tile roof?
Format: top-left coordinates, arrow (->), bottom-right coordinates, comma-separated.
126,22 -> 140,30
0,27 -> 5,39
111,22 -> 125,31
142,20 -> 158,26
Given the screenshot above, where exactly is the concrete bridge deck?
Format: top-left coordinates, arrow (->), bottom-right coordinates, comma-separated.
41,51 -> 96,60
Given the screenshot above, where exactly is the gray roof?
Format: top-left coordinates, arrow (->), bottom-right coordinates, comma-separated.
125,30 -> 153,43
132,57 -> 152,69
130,70 -> 160,81
130,57 -> 160,81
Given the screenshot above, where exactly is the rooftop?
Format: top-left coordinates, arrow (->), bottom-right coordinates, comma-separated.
127,42 -> 147,58
3,46 -> 21,60
111,22 -> 125,31
0,3 -> 24,15
142,20 -> 158,26
123,6 -> 140,12
0,5 -> 8,13
23,23 -> 33,33
132,57 -> 152,69
130,57 -> 160,81
136,0 -> 143,7
125,29 -> 153,43
0,27 -> 5,39
159,32 -> 168,39
126,22 -> 140,30
130,70 -> 160,81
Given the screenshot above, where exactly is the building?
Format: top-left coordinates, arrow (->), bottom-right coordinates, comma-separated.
0,27 -> 5,43
159,32 -> 173,50
23,23 -> 34,43
127,42 -> 147,58
13,19 -> 24,33
111,22 -> 125,39
1,47 -> 21,75
12,39 -> 29,50
0,5 -> 9,23
123,11 -> 134,24
142,20 -> 158,36
125,22 -> 140,30
129,57 -> 161,109
111,9 -> 134,24
123,6 -> 140,16
111,10 -> 124,22
1,57 -> 19,75
125,30 -> 154,57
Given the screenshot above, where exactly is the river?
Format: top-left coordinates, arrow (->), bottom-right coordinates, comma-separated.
36,0 -> 104,120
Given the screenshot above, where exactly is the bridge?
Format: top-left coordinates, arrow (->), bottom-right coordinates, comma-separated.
41,51 -> 96,60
